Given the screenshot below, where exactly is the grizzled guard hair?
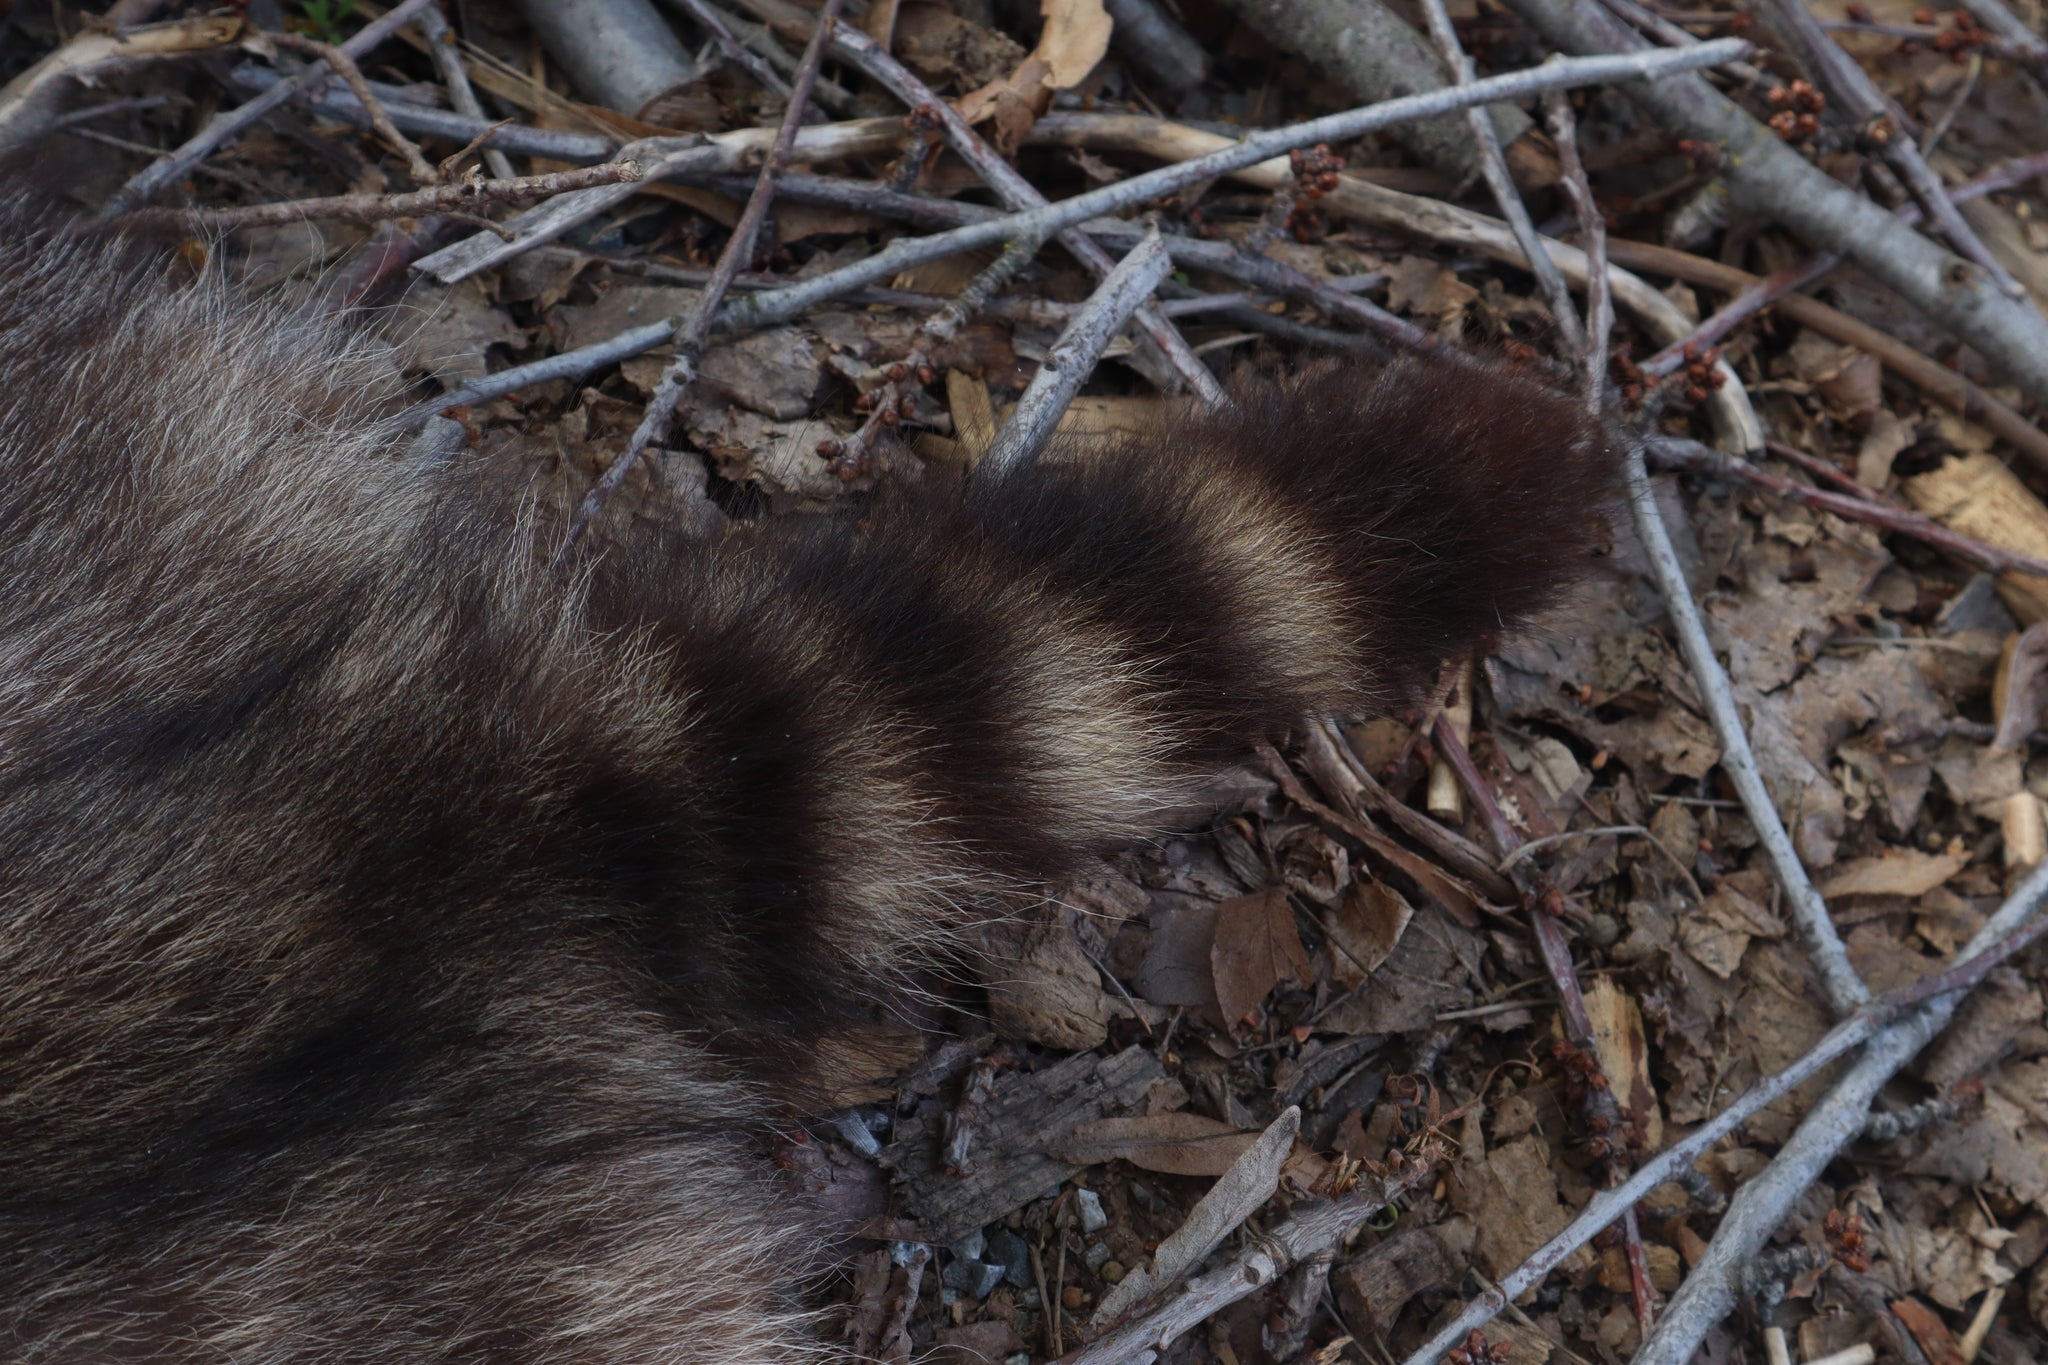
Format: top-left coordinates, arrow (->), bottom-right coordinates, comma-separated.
0,190 -> 1615,1363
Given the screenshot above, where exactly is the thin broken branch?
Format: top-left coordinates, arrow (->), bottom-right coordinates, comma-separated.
981,228 -> 1174,475
561,0 -> 843,548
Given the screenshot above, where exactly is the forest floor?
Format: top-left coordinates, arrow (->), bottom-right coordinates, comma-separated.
7,0 -> 2048,1362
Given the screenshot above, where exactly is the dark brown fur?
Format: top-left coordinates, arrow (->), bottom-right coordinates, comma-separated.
0,201 -> 1616,1362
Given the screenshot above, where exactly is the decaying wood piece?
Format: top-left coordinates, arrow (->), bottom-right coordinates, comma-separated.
881,1047 -> 1169,1244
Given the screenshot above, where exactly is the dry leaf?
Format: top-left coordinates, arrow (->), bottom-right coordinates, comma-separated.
1210,888 -> 1310,1025
1818,847 -> 1970,899
1992,622 -> 2048,750
1325,879 -> 1414,989
1045,1111 -> 1257,1175
1033,0 -> 1112,87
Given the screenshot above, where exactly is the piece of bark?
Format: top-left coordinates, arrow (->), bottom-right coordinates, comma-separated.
881,1046 -> 1170,1242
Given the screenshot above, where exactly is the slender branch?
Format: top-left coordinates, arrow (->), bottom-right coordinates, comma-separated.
1544,89 -> 1611,411
102,0 -> 439,214
1061,1156 -> 1441,1365
1401,874 -> 2048,1365
1647,435 -> 2048,579
1630,859 -> 2048,1365
223,62 -> 621,162
1953,0 -> 2048,90
135,162 -> 644,230
1624,445 -> 1868,1015
1643,148 -> 2048,377
417,4 -> 516,181
266,30 -> 439,186
1418,0 -> 1588,366
716,42 -> 1753,331
825,25 -> 1226,405
663,0 -> 796,99
981,229 -> 1175,475
562,0 -> 844,549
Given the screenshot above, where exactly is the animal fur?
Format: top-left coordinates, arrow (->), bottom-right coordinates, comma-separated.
0,198 -> 1616,1363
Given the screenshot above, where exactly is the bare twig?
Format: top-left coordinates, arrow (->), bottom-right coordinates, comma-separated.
103,0 -> 439,214
1644,148 -> 2048,377
1402,877 -> 2048,1364
1628,860 -> 2048,1365
562,0 -> 844,548
266,30 -> 439,186
826,25 -> 1225,405
1647,435 -> 2048,579
417,4 -> 515,181
1026,110 -> 1761,452
136,161 -> 643,230
714,43 -> 1751,329
411,119 -> 905,283
1607,237 -> 2048,470
1418,0 -> 1587,364
1954,0 -> 2048,89
1623,444 -> 1868,1014
1543,89 -> 1611,409
661,0 -> 795,99
224,62 -> 622,162
982,229 -> 1175,475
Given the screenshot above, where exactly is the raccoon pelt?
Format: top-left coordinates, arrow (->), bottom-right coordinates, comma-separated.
0,197 -> 1616,1364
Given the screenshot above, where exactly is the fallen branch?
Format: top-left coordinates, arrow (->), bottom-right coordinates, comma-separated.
1026,111 -> 1762,452
1647,435 -> 2048,579
981,228 -> 1174,474
1605,237 -> 2048,470
1062,1153 -> 1441,1365
825,25 -> 1224,404
1628,859 -> 2048,1365
1757,0 -> 2024,298
1419,0 -> 1587,364
713,42 -> 1753,330
135,162 -> 643,230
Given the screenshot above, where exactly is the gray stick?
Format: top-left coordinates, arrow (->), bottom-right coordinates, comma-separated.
981,229 -> 1174,475
1622,446 -> 1868,1014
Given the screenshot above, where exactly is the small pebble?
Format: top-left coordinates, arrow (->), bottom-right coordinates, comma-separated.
985,1227 -> 1033,1290
1074,1187 -> 1108,1234
1082,1241 -> 1111,1272
949,1229 -> 986,1262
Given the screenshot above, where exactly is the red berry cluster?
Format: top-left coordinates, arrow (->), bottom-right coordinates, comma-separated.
1447,1330 -> 1512,1365
1823,1209 -> 1873,1274
1924,7 -> 1992,57
1678,342 -> 1727,406
1288,144 -> 1345,200
1766,79 -> 1825,143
